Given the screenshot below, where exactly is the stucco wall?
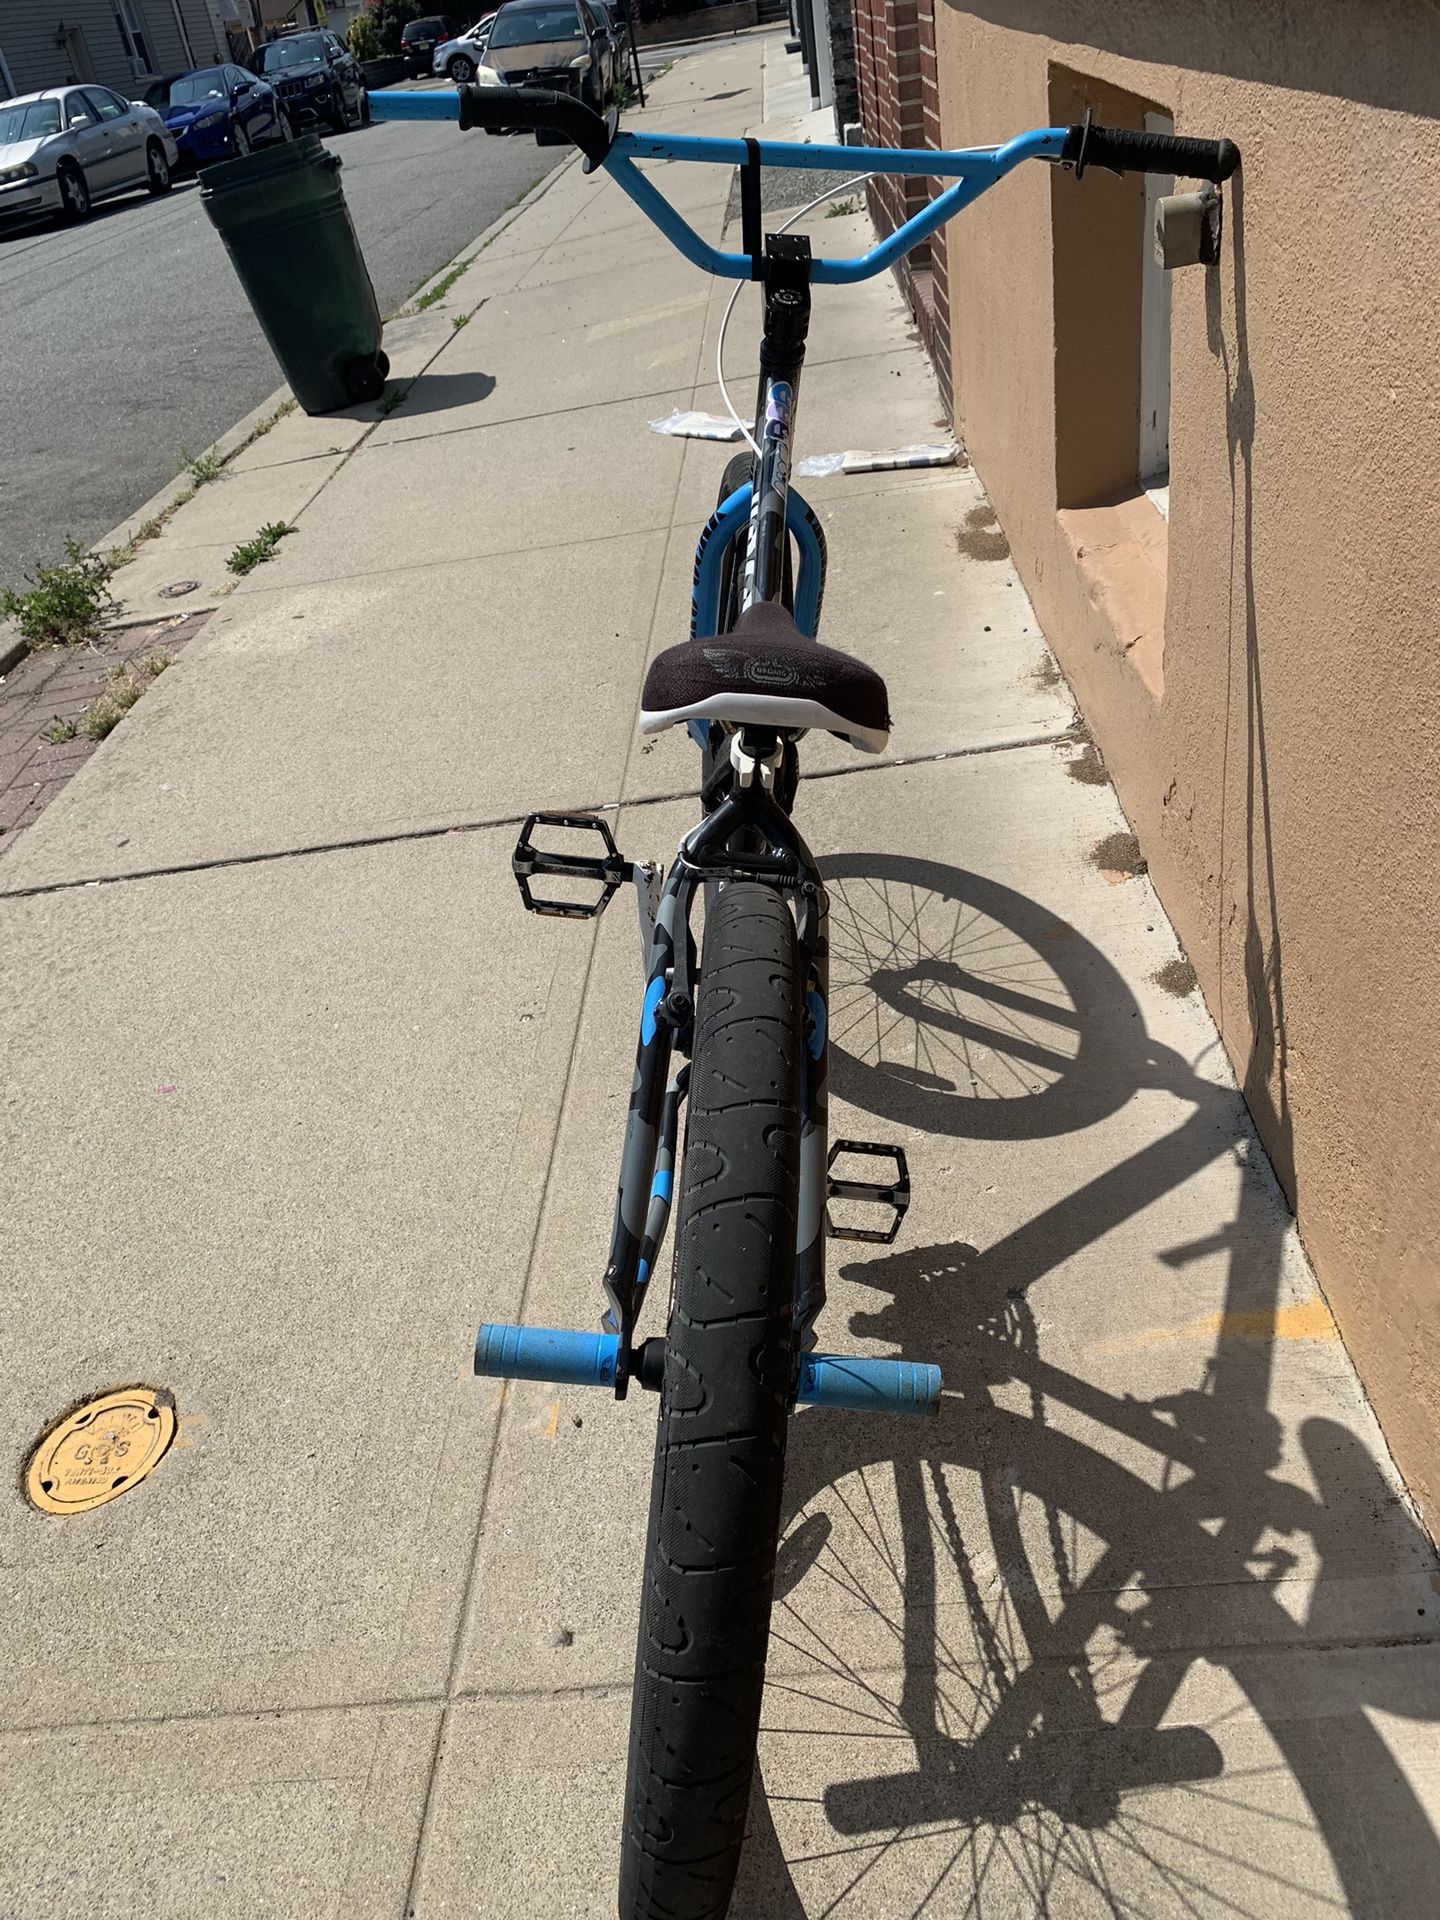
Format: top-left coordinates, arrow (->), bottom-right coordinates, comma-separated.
932,1 -> 1440,1523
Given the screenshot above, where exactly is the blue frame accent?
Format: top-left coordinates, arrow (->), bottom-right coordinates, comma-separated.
691,482 -> 825,641
640,975 -> 666,1044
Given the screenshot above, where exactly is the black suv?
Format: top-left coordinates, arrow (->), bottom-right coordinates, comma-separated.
400,15 -> 460,77
250,31 -> 368,135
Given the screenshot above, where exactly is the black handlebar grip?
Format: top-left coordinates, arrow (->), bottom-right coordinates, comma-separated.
455,84 -> 614,167
1063,120 -> 1240,184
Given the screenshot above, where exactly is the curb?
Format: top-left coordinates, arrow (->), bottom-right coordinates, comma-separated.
99,387 -> 295,557
402,148 -> 581,312
1,150 -> 583,686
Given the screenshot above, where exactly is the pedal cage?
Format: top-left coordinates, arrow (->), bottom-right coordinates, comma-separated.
826,1139 -> 910,1244
512,811 -> 631,919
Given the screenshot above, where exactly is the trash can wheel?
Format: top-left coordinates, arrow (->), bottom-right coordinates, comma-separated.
343,350 -> 390,403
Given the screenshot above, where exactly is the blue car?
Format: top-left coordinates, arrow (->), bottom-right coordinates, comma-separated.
144,64 -> 291,169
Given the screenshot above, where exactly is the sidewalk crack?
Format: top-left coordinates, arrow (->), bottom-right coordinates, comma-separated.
0,730 -> 1075,903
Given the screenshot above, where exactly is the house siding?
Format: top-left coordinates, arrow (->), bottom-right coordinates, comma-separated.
0,0 -> 227,98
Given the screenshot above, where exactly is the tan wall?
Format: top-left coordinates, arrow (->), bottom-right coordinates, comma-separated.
932,1 -> 1440,1522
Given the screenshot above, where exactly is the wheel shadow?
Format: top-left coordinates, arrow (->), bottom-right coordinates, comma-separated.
731,849 -> 1440,1917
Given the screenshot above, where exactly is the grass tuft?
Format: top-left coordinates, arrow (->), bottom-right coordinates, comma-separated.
185,448 -> 226,486
226,522 -> 296,576
0,539 -> 115,649
79,665 -> 143,740
416,260 -> 469,310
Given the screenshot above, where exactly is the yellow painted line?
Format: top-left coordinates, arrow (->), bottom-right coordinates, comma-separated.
1092,1295 -> 1338,1357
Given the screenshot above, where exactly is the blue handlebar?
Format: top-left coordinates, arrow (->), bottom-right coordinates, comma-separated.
369,89 -> 1066,282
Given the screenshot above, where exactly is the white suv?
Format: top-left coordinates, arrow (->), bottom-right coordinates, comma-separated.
432,15 -> 500,82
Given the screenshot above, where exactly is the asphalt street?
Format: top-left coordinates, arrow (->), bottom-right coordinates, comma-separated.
0,114 -> 557,594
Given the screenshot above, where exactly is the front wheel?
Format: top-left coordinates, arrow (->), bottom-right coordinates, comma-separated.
231,120 -> 250,157
145,140 -> 173,193
620,882 -> 803,1920
56,161 -> 91,223
447,54 -> 476,81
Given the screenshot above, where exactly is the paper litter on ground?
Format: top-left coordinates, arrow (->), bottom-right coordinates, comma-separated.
796,442 -> 962,476
648,410 -> 744,442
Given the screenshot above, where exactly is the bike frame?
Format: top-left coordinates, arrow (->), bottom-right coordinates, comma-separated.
371,89 -> 1074,1407
601,767 -> 830,1400
520,125 -> 1061,1398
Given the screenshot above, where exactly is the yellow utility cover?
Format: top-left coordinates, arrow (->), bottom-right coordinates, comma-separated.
25,1388 -> 176,1515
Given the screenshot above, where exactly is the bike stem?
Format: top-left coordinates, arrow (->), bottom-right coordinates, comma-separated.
744,234 -> 812,613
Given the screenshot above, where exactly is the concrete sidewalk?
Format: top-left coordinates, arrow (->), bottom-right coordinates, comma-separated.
4,33 -> 1438,1919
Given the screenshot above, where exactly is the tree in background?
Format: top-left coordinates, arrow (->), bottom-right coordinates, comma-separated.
363,0 -> 427,55
346,11 -> 383,58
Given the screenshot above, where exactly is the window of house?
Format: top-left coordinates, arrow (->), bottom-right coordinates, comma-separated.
1048,66 -> 1173,698
1138,111 -> 1174,514
114,1 -> 154,75
1048,67 -> 1174,517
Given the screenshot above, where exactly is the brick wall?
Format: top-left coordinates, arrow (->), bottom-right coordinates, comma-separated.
826,0 -> 860,135
848,0 -> 953,420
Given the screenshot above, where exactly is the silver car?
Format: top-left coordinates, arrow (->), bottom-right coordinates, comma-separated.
0,86 -> 180,231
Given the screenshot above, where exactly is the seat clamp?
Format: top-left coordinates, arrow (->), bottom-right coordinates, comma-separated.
730,731 -> 783,791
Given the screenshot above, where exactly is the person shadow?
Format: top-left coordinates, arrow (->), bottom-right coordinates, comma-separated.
725,844 -> 1440,1917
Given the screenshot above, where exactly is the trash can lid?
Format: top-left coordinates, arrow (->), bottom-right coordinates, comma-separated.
199,132 -> 338,201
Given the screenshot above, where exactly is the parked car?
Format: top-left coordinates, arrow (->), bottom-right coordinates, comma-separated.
0,87 -> 177,230
400,14 -> 461,77
480,0 -> 617,111
250,31 -> 368,135
144,65 -> 290,168
433,14 -> 499,82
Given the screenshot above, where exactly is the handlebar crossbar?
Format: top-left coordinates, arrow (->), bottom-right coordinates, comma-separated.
368,87 -> 1237,284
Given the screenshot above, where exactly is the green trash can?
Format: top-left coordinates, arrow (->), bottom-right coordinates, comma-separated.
200,134 -> 389,415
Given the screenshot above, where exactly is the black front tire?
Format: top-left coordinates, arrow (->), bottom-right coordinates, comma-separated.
146,141 -> 174,193
620,882 -> 803,1920
56,161 -> 91,223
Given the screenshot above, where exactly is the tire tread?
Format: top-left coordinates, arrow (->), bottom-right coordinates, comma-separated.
619,884 -> 802,1920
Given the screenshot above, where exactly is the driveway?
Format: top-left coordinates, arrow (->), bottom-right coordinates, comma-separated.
0,114 -> 556,594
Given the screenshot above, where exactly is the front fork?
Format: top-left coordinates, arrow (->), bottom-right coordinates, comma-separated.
599,774 -> 831,1396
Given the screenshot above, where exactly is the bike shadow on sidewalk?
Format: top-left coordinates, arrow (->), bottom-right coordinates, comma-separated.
731,848 -> 1440,1918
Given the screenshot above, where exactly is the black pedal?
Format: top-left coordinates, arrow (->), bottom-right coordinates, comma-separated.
512,812 -> 630,919
826,1140 -> 910,1245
